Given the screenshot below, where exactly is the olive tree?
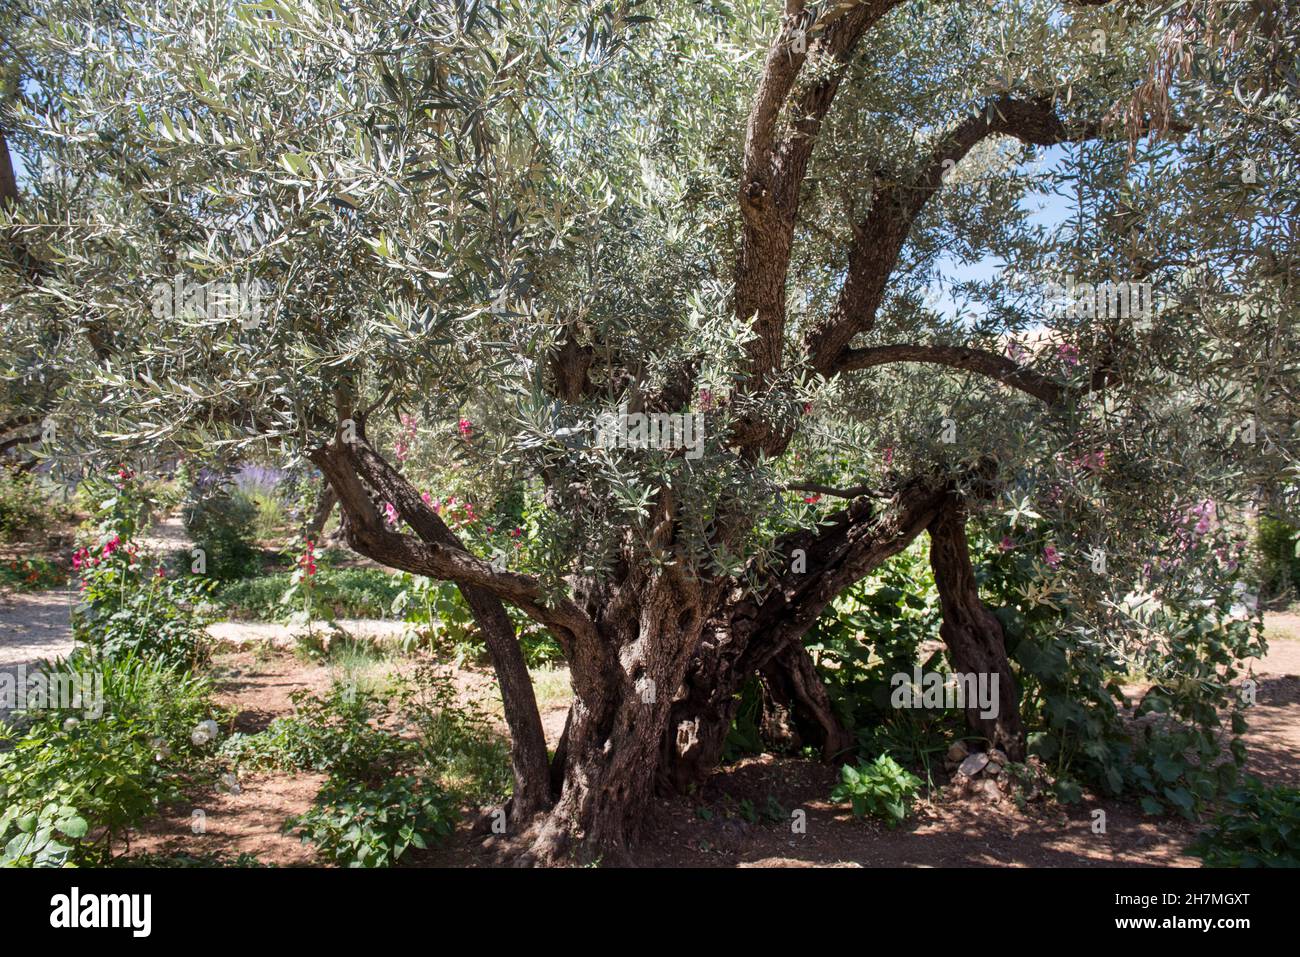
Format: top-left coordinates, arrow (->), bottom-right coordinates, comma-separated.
2,0 -> 1295,861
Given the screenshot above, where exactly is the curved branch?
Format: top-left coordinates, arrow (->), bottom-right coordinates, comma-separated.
309,434 -> 565,818
835,343 -> 1066,406
784,480 -> 879,499
807,95 -> 1180,376
310,436 -> 600,656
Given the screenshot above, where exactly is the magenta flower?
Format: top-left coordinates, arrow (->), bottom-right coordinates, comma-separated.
999,536 -> 1015,552
383,501 -> 399,526
1043,545 -> 1061,568
1058,343 -> 1080,366
457,418 -> 472,439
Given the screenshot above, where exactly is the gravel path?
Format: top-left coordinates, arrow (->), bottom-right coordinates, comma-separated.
0,587 -> 78,667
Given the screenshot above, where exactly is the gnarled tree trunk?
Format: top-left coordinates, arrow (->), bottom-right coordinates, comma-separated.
927,503 -> 1024,759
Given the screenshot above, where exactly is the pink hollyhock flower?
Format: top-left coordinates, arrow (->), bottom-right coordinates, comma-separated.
1043,545 -> 1061,568
1058,343 -> 1080,366
457,418 -> 472,439
883,446 -> 894,467
511,527 -> 522,539
421,491 -> 433,506
699,388 -> 713,411
155,567 -> 166,579
803,493 -> 821,505
383,502 -> 399,526
102,536 -> 121,557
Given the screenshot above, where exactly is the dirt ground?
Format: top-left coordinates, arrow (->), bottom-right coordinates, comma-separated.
4,564 -> 1298,866
111,621 -> 1300,868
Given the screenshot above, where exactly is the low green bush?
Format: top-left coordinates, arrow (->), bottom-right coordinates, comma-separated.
72,539 -> 213,670
0,653 -> 220,866
1255,515 -> 1299,599
182,483 -> 261,579
830,753 -> 922,828
219,682 -> 410,780
1189,778 -> 1300,867
285,774 -> 456,867
0,557 -> 68,591
0,468 -> 53,542
215,566 -> 407,621
224,664 -> 509,867
395,572 -> 562,667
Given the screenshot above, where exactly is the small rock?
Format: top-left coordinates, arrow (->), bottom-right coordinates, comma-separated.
985,760 -> 1002,777
958,752 -> 990,777
979,779 -> 1002,802
988,748 -> 1009,765
946,741 -> 969,763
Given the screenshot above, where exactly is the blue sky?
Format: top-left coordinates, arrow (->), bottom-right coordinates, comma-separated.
927,143 -> 1076,321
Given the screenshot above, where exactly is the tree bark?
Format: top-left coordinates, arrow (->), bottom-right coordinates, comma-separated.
927,503 -> 1024,759
521,573 -> 707,863
304,480 -> 336,539
661,479 -> 950,791
758,640 -> 853,759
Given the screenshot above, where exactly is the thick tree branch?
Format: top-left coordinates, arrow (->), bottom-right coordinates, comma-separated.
784,480 -> 879,499
311,435 -> 600,656
806,95 -> 1111,375
835,342 -> 1067,406
733,0 -> 904,450
309,432 -> 561,818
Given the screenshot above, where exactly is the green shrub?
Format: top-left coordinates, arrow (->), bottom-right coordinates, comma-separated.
215,566 -> 407,621
77,469 -> 158,543
830,754 -> 922,828
0,557 -> 68,591
182,484 -> 260,579
395,572 -> 562,667
1189,778 -> 1300,867
396,662 -> 512,803
285,774 -> 457,867
0,653 -> 219,866
1255,515 -> 1299,599
72,539 -> 213,670
219,681 -> 410,780
0,468 -> 50,542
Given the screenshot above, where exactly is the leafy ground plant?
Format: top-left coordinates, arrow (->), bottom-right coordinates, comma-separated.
1189,778 -> 1300,868
0,653 -> 220,866
831,754 -> 923,829
0,557 -> 68,592
285,775 -> 457,867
